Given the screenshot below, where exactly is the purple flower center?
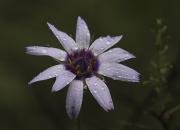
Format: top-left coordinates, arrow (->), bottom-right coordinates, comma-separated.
64,49 -> 99,80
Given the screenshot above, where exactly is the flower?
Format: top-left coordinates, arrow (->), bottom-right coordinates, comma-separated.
26,16 -> 140,119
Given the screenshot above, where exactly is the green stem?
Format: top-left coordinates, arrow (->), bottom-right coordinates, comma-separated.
77,117 -> 81,130
120,121 -> 152,130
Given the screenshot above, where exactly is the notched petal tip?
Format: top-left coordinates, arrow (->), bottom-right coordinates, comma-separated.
67,109 -> 79,119
25,46 -> 39,55
47,22 -> 53,27
115,35 -> 123,41
126,72 -> 140,83
134,73 -> 140,82
77,16 -> 86,24
47,22 -> 56,32
131,54 -> 136,59
25,46 -> 33,54
104,103 -> 114,112
28,76 -> 41,85
68,115 -> 78,120
28,81 -> 33,85
25,46 -> 41,55
120,35 -> 123,38
107,101 -> 114,111
28,78 -> 36,85
51,87 -> 58,92
47,22 -> 56,31
77,16 -> 82,20
110,103 -> 115,110
77,16 -> 87,22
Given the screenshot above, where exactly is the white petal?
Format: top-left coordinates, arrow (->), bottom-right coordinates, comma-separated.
47,22 -> 78,52
89,35 -> 123,56
52,71 -> 76,92
26,46 -> 67,61
66,80 -> 83,119
86,76 -> 114,111
76,16 -> 90,49
29,64 -> 65,84
98,63 -> 140,82
98,48 -> 135,63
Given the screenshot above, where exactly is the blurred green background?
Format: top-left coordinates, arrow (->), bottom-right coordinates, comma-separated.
0,0 -> 180,130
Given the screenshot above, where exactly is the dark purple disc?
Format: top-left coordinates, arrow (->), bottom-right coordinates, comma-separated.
64,49 -> 99,80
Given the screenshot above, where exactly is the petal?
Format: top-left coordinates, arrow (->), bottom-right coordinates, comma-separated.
47,22 -> 78,52
98,48 -> 135,63
26,46 -> 67,61
98,63 -> 140,82
66,80 -> 83,119
76,16 -> 90,49
86,76 -> 114,111
52,71 -> 76,92
29,64 -> 65,84
89,35 -> 123,56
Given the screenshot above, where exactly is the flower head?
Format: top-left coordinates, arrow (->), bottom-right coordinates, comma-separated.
26,17 -> 139,119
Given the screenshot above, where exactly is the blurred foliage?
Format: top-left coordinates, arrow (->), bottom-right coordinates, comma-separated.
144,19 -> 180,130
126,19 -> 175,130
0,0 -> 180,130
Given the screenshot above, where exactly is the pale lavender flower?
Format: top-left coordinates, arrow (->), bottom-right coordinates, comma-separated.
26,17 -> 139,119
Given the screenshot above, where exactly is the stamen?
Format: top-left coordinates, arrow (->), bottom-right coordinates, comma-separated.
64,49 -> 99,80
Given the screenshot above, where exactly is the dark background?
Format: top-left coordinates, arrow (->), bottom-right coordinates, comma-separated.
0,0 -> 180,130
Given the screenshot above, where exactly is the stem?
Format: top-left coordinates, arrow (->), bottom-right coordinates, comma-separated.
163,104 -> 180,120
150,112 -> 169,130
76,117 -> 81,130
120,121 -> 152,130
